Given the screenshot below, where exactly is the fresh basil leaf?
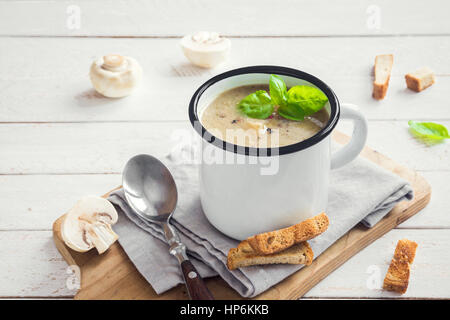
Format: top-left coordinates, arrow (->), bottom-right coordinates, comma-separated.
286,85 -> 328,117
269,74 -> 288,107
278,102 -> 306,121
237,90 -> 274,119
408,121 -> 450,145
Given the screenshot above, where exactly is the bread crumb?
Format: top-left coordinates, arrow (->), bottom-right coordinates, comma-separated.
405,67 -> 435,92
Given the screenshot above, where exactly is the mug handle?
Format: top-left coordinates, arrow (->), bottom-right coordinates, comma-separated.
331,103 -> 368,170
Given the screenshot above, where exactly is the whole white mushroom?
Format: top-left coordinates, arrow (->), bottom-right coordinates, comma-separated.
89,54 -> 142,98
181,32 -> 231,68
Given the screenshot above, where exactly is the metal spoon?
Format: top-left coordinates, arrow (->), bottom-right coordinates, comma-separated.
122,154 -> 214,300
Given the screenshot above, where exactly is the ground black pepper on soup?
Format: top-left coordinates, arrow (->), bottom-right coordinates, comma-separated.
201,84 -> 330,148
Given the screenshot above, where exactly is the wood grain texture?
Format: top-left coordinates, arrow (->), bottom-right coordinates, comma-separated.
1,121 -> 448,175
396,171 -> 450,229
5,229 -> 448,298
1,37 -> 450,123
1,171 -> 448,231
180,260 -> 215,300
0,231 -> 76,297
0,0 -> 447,300
0,174 -> 120,230
306,229 -> 450,298
1,0 -> 449,37
51,132 -> 431,299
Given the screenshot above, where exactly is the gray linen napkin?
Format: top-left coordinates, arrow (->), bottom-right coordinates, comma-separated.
108,145 -> 413,298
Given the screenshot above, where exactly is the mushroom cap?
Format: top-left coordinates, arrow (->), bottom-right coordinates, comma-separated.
61,196 -> 118,252
180,32 -> 231,68
181,32 -> 231,52
89,55 -> 143,98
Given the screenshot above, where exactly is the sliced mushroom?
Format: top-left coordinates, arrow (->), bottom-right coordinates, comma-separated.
180,31 -> 231,68
89,54 -> 143,98
61,196 -> 119,254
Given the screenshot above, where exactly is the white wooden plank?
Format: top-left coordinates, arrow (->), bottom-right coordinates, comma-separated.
1,229 -> 447,298
305,229 -> 450,299
336,120 -> 450,172
3,37 -> 450,80
1,37 -> 449,122
331,75 -> 450,121
0,122 -> 181,174
0,231 -> 75,297
398,171 -> 450,229
0,0 -> 446,301
1,0 -> 449,36
0,171 -> 447,231
1,121 -> 448,175
0,174 -> 120,230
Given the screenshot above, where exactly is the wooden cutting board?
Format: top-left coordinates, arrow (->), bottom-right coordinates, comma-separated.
52,132 -> 431,300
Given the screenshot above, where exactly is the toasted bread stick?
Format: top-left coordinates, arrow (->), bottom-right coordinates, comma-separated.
227,240 -> 313,270
373,54 -> 394,100
247,213 -> 329,255
383,239 -> 418,294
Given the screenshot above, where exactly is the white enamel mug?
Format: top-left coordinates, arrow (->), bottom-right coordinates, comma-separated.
189,66 -> 368,240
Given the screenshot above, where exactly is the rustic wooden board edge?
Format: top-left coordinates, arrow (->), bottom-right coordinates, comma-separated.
52,132 -> 431,300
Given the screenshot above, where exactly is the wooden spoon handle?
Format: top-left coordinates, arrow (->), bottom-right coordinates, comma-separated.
180,260 -> 214,300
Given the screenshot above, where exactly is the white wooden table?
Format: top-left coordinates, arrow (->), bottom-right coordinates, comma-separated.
1,0 -> 449,299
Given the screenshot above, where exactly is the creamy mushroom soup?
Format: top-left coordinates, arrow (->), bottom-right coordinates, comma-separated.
201,85 -> 329,148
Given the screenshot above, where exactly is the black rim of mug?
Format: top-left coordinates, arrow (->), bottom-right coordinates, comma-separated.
188,65 -> 340,157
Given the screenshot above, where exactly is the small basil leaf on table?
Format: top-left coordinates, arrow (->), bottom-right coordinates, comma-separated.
237,90 -> 274,119
269,74 -> 288,107
408,121 -> 450,145
286,85 -> 328,117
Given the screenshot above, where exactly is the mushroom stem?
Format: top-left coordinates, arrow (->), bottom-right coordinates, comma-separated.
102,54 -> 126,71
90,54 -> 142,97
87,223 -> 119,254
